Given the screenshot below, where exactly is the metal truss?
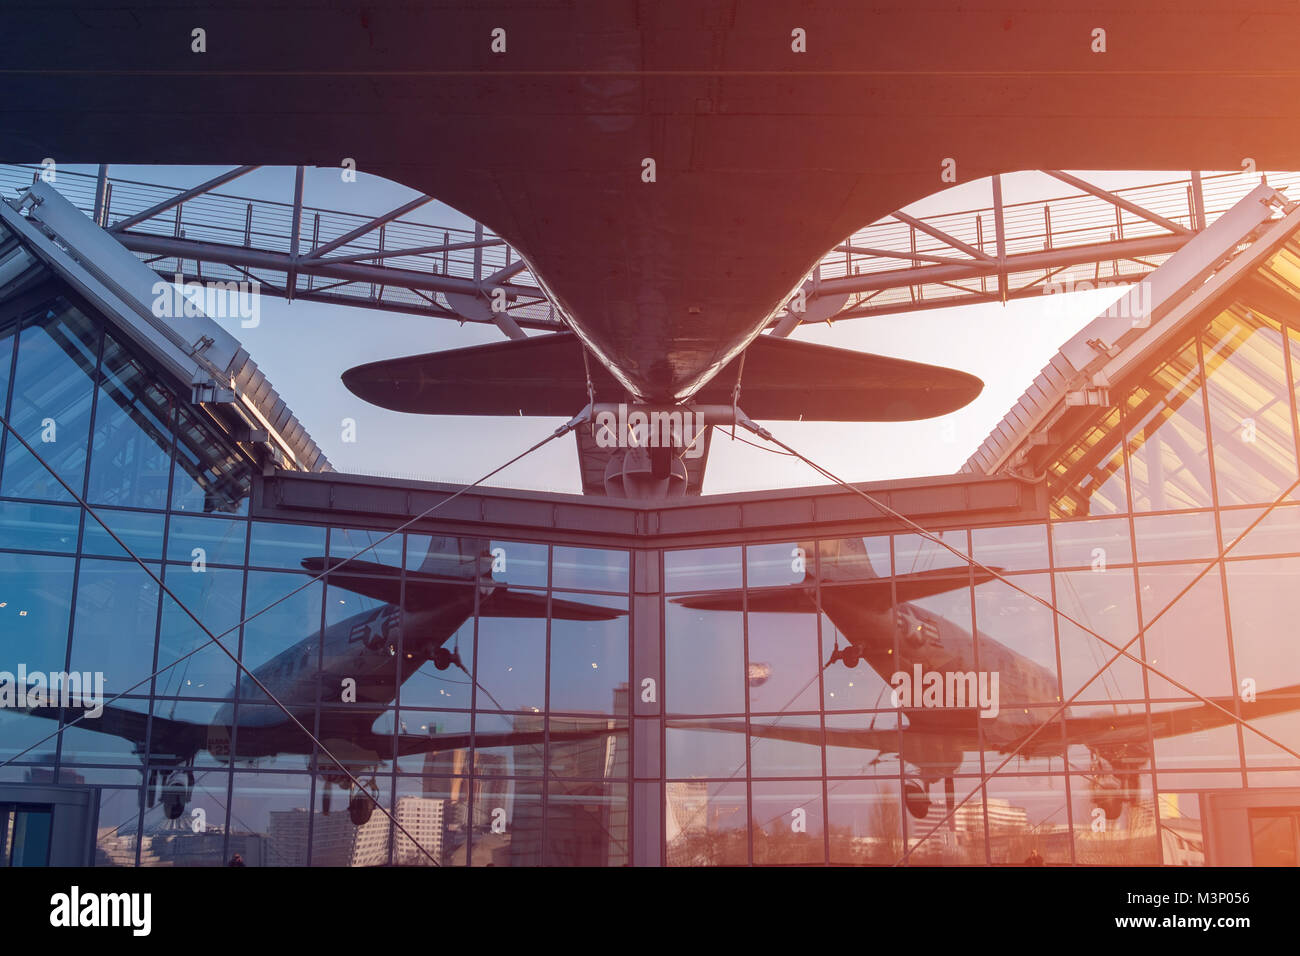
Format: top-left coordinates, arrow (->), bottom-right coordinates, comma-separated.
2,164 -> 1295,342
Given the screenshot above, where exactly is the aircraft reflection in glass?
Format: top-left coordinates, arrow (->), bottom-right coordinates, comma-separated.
24,537 -> 623,828
674,537 -> 1300,826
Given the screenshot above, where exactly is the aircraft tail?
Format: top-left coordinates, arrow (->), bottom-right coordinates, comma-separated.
414,535 -> 492,581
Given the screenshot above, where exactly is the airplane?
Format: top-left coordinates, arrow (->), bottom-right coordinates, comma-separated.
21,536 -> 624,829
672,536 -> 1300,829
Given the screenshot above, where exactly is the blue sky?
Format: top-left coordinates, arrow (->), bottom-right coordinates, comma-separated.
62,164 -> 1237,494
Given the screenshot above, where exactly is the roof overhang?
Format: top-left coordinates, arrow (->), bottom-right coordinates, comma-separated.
964,182 -> 1298,477
0,182 -> 330,473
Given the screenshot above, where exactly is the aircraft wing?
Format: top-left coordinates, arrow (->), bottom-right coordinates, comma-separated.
1013,683 -> 1300,756
302,557 -> 622,619
22,702 -> 209,760
672,567 -> 1002,615
301,557 -> 404,604
671,718 -> 899,754
390,723 -> 625,758
342,331 -> 982,422
480,588 -> 625,621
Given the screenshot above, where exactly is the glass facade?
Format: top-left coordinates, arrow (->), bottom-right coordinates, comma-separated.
4,262 -> 1300,866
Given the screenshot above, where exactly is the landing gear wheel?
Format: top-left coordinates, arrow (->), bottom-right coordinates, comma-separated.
1098,796 -> 1124,821
904,781 -> 931,820
841,645 -> 861,668
431,648 -> 454,671
349,791 -> 376,826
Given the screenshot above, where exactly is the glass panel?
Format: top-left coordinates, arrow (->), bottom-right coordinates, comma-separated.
0,552 -> 74,673
1224,556 -> 1300,691
169,405 -> 250,515
8,807 -> 51,866
1157,792 -> 1206,866
1125,338 -> 1214,512
747,603 -> 820,713
67,557 -> 160,711
1132,510 -> 1218,564
400,595 -> 474,710
970,524 -> 1049,573
323,573 -> 400,708
827,778 -> 904,864
80,507 -> 164,560
1069,771 -> 1159,864
474,607 -> 545,713
745,542 -> 806,588
893,530 -> 968,574
95,787 -> 144,867
0,299 -> 99,501
137,770 -> 230,866
484,539 -> 546,588
226,772 -> 314,866
238,570 -> 323,709
663,546 -> 741,593
1203,309 -> 1297,506
1219,504 -> 1300,557
0,316 -> 14,437
470,778 -> 542,866
551,545 -> 628,592
472,712 -> 544,777
545,781 -> 628,866
1240,705 -> 1300,771
155,565 -> 242,701
85,335 -> 173,510
665,780 -> 747,866
1250,810 -> 1298,865
329,526 -> 402,568
166,514 -> 247,567
982,775 -> 1072,865
825,711 -> 900,777
0,500 -> 78,552
548,591 -> 628,715
751,781 -> 823,864
973,573 -> 1058,707
248,521 -> 325,571
664,602 -> 744,714
1054,568 -> 1144,702
982,706 -> 1065,772
817,535 -> 890,582
820,611 -> 895,712
393,775 -> 469,866
665,719 -> 746,778
1139,564 -> 1233,701
547,716 -> 627,778
1048,405 -> 1129,518
903,777 -> 986,865
1050,516 -> 1132,569
393,710 -> 471,775
749,715 -> 821,777
309,774 -> 392,867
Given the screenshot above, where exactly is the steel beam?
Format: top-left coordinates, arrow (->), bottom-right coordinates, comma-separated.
818,233 -> 1190,297
108,165 -> 258,232
1045,170 -> 1193,236
319,236 -> 504,265
303,194 -> 433,259
892,210 -> 994,261
115,233 -> 547,302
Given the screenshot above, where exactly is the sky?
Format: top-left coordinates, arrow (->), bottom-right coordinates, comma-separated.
54,163 -> 1266,496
